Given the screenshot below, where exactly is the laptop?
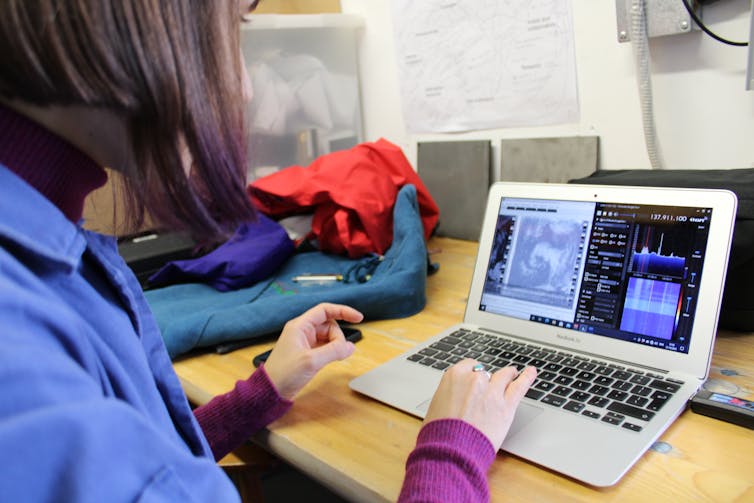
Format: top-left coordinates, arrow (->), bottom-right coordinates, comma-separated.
350,181 -> 737,487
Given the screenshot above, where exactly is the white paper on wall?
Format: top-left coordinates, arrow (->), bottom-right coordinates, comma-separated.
390,0 -> 580,133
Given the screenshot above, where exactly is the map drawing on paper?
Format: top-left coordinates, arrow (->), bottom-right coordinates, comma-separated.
390,0 -> 579,133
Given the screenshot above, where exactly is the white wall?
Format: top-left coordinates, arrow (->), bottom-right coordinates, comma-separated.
340,0 -> 754,177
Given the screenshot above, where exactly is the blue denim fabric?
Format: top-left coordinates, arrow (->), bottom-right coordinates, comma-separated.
146,184 -> 428,359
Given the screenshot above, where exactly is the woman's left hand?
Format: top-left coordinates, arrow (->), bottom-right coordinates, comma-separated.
263,303 -> 364,400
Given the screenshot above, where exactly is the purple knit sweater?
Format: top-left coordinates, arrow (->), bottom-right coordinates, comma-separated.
1,104 -> 493,502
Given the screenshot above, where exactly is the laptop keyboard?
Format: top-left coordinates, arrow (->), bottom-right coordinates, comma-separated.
406,328 -> 684,432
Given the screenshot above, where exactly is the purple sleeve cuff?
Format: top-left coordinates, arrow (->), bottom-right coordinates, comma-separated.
398,419 -> 496,503
193,364 -> 293,460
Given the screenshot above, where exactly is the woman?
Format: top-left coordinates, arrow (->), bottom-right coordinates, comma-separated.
0,1 -> 536,501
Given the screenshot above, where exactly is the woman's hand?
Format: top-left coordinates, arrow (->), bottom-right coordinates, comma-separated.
424,360 -> 537,450
263,303 -> 364,400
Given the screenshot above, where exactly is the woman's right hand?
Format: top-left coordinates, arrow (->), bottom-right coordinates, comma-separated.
263,303 -> 363,400
423,360 -> 537,450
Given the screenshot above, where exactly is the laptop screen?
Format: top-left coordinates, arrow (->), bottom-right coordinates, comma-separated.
479,197 -> 713,355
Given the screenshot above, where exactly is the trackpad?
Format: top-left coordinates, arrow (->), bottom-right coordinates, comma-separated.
507,402 -> 543,438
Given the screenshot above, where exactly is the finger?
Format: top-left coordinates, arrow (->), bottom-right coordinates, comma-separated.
452,358 -> 482,373
308,337 -> 356,369
469,362 -> 492,382
297,304 -> 363,333
435,359 -> 476,389
503,366 -> 537,402
315,319 -> 343,344
488,365 -> 519,392
319,303 -> 364,324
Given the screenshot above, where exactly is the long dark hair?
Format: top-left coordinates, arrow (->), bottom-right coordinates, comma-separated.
0,0 -> 256,241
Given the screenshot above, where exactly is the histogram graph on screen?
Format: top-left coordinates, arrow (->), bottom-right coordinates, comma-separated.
628,224 -> 691,279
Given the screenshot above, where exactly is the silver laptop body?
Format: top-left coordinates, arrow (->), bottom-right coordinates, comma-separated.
350,181 -> 737,487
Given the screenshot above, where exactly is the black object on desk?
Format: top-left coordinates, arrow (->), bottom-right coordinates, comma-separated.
690,389 -> 754,429
118,231 -> 197,289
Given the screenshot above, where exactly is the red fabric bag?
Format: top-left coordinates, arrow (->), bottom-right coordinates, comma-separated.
248,138 -> 439,258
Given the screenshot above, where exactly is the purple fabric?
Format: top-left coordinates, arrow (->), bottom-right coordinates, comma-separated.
399,419 -> 495,502
149,214 -> 295,291
0,105 -> 107,222
194,365 -> 292,461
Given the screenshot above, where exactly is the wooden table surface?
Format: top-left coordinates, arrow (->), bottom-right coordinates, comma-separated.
173,237 -> 754,502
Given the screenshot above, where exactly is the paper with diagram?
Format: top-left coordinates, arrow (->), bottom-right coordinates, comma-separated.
390,0 -> 579,133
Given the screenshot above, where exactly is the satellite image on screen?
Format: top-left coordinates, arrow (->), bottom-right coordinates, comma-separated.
484,215 -> 586,309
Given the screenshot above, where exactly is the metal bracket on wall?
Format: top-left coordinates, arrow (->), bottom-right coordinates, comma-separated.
615,0 -> 702,43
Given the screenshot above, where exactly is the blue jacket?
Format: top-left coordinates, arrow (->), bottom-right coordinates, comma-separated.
0,165 -> 238,501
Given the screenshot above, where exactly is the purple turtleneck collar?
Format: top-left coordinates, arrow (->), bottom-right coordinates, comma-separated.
0,104 -> 108,222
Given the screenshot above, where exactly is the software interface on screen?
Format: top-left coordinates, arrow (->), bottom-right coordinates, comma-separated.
480,197 -> 713,354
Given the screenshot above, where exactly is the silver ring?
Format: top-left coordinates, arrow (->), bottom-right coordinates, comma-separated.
472,363 -> 492,380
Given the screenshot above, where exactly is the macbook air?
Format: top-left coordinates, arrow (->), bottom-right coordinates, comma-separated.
350,181 -> 737,487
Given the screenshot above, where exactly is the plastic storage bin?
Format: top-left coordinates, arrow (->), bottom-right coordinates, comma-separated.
241,14 -> 365,180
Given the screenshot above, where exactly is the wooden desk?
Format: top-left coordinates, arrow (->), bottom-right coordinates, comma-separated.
173,237 -> 754,502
